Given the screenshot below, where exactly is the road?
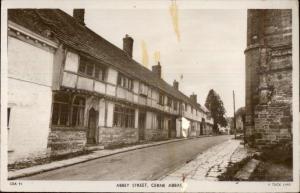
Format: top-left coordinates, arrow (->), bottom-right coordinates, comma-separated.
21,135 -> 232,180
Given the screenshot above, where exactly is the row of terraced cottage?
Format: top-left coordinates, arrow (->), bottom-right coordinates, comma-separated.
7,9 -> 213,164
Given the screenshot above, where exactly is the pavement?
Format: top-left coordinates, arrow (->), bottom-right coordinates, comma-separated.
12,135 -> 232,180
161,139 -> 249,181
8,136 -> 191,180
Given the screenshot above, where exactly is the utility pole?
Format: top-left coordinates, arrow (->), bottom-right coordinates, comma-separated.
233,90 -> 236,139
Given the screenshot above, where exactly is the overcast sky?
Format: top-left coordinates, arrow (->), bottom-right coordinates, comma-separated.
65,4 -> 247,117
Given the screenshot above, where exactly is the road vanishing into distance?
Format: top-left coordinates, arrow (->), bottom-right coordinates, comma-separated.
20,135 -> 232,180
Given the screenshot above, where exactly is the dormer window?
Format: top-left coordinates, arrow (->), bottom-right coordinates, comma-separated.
78,57 -> 106,81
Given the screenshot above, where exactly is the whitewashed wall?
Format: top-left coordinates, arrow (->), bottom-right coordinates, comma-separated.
8,37 -> 54,163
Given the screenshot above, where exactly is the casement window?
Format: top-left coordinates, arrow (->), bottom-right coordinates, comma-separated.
173,100 -> 178,111
117,73 -> 133,91
52,93 -> 70,126
71,96 -> 85,127
78,57 -> 106,81
158,93 -> 164,105
157,114 -> 164,130
167,97 -> 172,107
113,104 -> 135,128
52,93 -> 86,127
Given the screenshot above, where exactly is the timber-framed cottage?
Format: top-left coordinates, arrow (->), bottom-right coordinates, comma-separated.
7,9 -> 213,164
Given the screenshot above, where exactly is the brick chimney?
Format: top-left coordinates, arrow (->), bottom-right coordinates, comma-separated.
173,80 -> 179,90
123,34 -> 134,58
152,61 -> 162,78
73,9 -> 85,25
190,94 -> 197,103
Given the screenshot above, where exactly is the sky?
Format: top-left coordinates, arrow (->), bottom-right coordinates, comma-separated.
64,3 -> 247,117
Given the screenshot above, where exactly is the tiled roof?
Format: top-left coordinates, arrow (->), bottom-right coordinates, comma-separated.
8,9 -> 202,109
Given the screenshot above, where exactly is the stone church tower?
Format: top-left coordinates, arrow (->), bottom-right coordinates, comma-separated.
245,9 -> 292,148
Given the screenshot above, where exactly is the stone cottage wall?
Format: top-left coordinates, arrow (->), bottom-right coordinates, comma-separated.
245,9 -> 292,148
47,129 -> 87,156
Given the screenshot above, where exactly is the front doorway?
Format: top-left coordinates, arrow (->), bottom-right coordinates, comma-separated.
200,118 -> 205,135
168,118 -> 176,138
87,108 -> 98,144
138,111 -> 146,141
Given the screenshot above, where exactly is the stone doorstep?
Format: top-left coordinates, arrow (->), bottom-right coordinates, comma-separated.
8,135 -> 213,180
85,145 -> 105,151
234,158 -> 261,181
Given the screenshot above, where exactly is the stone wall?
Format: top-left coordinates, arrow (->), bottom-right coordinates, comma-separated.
245,9 -> 292,148
144,127 -> 169,141
98,127 -> 138,146
47,130 -> 87,156
254,103 -> 292,147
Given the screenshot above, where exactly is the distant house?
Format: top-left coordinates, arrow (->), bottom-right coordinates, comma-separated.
7,9 -> 213,164
235,107 -> 245,133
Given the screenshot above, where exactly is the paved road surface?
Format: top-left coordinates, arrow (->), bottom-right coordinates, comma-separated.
21,135 -> 232,180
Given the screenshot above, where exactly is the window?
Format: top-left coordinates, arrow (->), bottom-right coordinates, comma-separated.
167,97 -> 172,107
139,83 -> 148,96
78,57 -> 106,81
95,65 -> 105,81
52,93 -> 70,126
157,114 -> 164,130
71,96 -> 85,126
158,93 -> 164,105
117,73 -> 133,91
185,103 -> 188,111
113,104 -> 135,128
52,93 -> 86,127
173,100 -> 178,111
191,107 -> 193,114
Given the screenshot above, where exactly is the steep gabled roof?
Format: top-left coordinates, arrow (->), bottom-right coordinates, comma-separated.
8,9 -> 201,109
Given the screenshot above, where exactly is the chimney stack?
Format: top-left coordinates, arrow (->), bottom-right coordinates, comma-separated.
123,34 -> 134,58
73,9 -> 85,25
173,80 -> 179,90
152,61 -> 162,78
190,94 -> 197,103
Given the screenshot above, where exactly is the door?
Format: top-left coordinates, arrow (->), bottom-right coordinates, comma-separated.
200,118 -> 205,135
168,119 -> 172,138
138,111 -> 146,140
87,108 -> 98,144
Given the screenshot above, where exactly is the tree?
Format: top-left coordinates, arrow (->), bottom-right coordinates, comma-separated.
235,106 -> 246,133
235,107 -> 246,121
205,89 -> 227,134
